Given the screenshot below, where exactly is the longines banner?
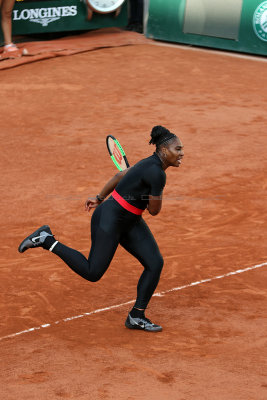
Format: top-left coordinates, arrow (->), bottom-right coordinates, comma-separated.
11,0 -> 128,34
146,0 -> 267,56
13,6 -> 77,27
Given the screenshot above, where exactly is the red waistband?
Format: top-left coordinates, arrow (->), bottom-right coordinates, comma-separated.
112,190 -> 144,215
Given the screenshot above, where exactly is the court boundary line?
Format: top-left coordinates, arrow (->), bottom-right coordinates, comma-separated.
150,40 -> 267,63
0,261 -> 266,342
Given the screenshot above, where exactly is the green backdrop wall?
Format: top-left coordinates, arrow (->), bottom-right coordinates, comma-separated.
146,0 -> 267,56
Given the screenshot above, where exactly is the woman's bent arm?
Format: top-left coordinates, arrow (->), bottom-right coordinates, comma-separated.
85,168 -> 131,212
147,195 -> 162,216
98,168 -> 130,199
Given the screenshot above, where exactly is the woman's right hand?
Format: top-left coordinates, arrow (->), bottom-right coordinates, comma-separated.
85,197 -> 101,213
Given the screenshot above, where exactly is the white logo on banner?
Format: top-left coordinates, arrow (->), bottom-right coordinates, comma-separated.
253,1 -> 267,41
30,18 -> 60,27
13,6 -> 77,26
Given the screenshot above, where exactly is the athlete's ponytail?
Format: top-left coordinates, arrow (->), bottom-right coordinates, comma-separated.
149,125 -> 176,148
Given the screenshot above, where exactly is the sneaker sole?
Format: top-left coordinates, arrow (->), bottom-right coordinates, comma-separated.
18,225 -> 50,253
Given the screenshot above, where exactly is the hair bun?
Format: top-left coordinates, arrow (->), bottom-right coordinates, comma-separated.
149,125 -> 172,145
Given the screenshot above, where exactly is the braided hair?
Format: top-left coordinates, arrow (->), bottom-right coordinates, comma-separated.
149,126 -> 177,150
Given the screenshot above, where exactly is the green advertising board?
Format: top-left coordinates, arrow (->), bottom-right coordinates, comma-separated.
1,0 -> 128,39
146,0 -> 267,56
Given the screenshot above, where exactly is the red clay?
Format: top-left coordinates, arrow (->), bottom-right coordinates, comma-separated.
0,32 -> 267,399
0,28 -> 148,70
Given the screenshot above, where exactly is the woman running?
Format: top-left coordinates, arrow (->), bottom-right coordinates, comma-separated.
18,125 -> 184,332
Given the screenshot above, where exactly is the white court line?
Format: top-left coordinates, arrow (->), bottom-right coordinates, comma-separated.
150,40 -> 267,63
0,261 -> 266,342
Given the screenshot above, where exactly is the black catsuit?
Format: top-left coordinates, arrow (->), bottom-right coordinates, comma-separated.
50,152 -> 166,309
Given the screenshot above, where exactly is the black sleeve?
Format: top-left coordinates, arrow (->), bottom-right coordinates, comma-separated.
143,165 -> 166,196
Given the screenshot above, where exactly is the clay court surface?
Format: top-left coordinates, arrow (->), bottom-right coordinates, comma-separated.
1,30 -> 267,399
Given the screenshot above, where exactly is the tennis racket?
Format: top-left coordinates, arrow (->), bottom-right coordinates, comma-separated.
106,135 -> 130,171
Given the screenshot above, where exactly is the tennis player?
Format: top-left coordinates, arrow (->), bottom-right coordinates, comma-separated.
18,126 -> 184,332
